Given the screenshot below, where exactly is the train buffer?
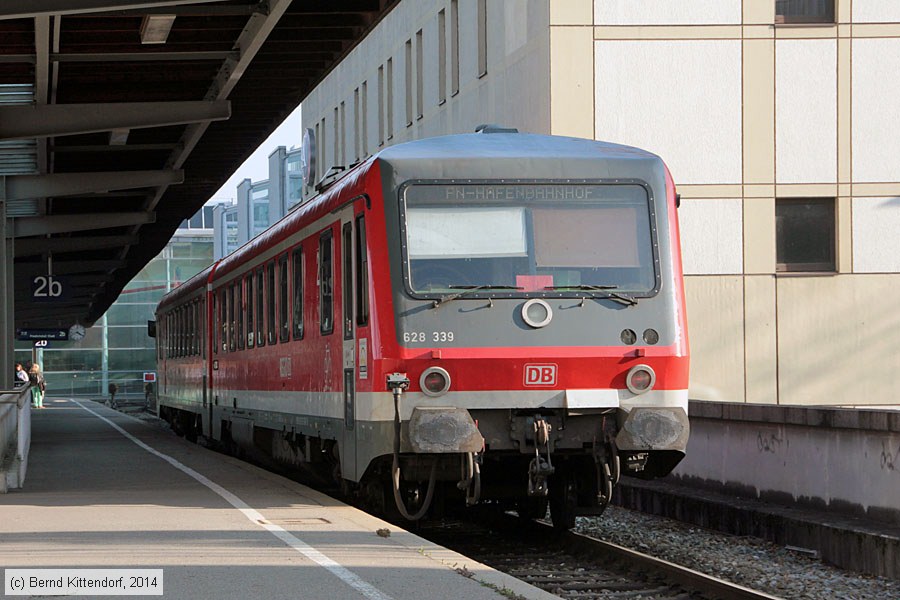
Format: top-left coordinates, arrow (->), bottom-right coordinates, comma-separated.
0,398 -> 555,600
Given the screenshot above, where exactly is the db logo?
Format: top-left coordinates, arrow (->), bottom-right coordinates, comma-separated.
524,364 -> 557,386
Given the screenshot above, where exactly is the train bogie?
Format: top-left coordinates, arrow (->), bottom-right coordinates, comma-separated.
154,130 -> 689,529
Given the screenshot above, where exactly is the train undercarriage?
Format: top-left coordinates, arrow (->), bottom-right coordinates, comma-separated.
159,394 -> 687,530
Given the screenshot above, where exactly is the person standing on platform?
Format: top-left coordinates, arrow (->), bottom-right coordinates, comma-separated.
144,381 -> 154,408
28,363 -> 45,409
108,382 -> 118,409
14,363 -> 28,388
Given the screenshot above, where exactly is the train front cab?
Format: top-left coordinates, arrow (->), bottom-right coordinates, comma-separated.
369,133 -> 690,527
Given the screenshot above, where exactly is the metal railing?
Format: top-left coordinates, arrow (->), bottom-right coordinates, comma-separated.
0,385 -> 31,492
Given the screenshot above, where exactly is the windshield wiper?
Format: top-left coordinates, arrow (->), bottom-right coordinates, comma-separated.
431,285 -> 523,308
544,284 -> 638,307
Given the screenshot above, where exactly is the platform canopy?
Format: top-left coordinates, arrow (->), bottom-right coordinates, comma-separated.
0,0 -> 396,330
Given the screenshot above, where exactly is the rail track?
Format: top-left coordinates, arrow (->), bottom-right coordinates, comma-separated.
414,510 -> 783,600
130,406 -> 783,599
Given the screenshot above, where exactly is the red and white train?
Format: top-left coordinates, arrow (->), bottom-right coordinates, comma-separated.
154,128 -> 690,528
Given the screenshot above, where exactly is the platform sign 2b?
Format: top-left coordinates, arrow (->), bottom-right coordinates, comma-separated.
17,328 -> 68,341
31,275 -> 70,302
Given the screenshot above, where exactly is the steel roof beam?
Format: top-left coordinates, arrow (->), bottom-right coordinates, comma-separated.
0,101 -> 230,141
13,212 -> 155,238
2,170 -> 183,201
14,235 -> 137,256
16,260 -> 124,274
50,144 -> 177,153
16,288 -> 106,301
0,50 -> 238,64
0,0 -> 229,20
144,0 -> 292,218
52,51 -> 239,63
95,3 -> 260,17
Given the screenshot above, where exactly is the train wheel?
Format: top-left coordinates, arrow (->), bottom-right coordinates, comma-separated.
549,475 -> 577,530
516,496 -> 548,521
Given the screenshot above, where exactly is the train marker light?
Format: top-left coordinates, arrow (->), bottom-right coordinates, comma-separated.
626,365 -> 656,395
643,328 -> 660,345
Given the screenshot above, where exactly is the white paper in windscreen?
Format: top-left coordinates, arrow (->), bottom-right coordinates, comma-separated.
407,207 -> 527,259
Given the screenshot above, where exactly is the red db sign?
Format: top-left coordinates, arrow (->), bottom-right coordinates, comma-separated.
524,364 -> 557,386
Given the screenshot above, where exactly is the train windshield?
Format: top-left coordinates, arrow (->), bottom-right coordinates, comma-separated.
402,183 -> 658,297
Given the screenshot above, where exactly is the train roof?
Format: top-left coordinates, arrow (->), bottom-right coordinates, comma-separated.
160,130 -> 670,296
156,262 -> 215,314
373,130 -> 667,187
380,130 -> 658,162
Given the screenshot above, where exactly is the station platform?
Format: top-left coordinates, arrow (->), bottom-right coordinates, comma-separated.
0,398 -> 555,600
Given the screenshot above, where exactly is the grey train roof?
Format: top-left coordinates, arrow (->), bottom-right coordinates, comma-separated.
375,131 -> 668,184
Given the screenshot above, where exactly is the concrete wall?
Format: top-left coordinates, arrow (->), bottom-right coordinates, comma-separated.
674,402 -> 900,526
298,0 -> 900,406
589,1 -> 900,406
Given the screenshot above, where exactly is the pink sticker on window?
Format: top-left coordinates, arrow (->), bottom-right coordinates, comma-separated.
516,275 -> 554,292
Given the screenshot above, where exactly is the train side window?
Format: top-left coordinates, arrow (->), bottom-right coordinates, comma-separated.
212,294 -> 217,355
236,282 -> 244,351
342,222 -> 353,340
292,247 -> 304,340
228,284 -> 236,352
320,229 -> 334,335
355,214 -> 369,326
219,289 -> 228,353
196,301 -> 201,355
279,255 -> 290,343
175,307 -> 181,358
245,274 -> 254,348
256,268 -> 265,347
267,260 -> 277,345
186,303 -> 192,356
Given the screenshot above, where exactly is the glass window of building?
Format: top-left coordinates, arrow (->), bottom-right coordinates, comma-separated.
775,0 -> 834,23
776,198 -> 835,272
19,226 -> 214,398
286,150 -> 303,208
251,182 -> 270,237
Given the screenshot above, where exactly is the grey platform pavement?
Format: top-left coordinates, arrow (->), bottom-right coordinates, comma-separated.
0,398 -> 556,600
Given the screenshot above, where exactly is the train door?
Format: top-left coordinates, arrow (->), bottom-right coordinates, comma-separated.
340,216 -> 358,480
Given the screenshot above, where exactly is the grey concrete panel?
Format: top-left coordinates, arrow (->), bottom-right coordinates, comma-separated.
673,403 -> 900,528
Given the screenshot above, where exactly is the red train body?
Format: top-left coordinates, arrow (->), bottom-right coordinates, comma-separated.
155,131 -> 689,527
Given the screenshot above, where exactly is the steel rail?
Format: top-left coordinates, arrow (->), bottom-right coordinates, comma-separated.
552,522 -> 784,600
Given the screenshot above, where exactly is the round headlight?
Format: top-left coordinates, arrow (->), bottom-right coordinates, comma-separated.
522,299 -> 553,328
620,329 -> 637,345
420,367 -> 451,397
626,364 -> 656,395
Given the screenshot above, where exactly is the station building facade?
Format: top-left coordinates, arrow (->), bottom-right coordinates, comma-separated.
213,146 -> 303,260
297,0 -> 900,406
16,207 -> 218,398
